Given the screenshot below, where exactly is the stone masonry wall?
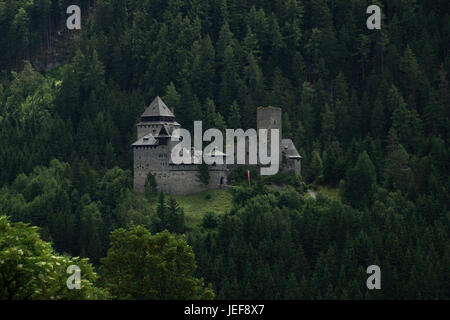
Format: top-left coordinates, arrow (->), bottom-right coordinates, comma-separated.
133,145 -> 227,194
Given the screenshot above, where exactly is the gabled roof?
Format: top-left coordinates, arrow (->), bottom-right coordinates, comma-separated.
132,133 -> 158,146
281,139 -> 302,159
141,96 -> 174,118
156,125 -> 171,138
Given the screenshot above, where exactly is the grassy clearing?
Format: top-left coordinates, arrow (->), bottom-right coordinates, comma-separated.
155,189 -> 234,227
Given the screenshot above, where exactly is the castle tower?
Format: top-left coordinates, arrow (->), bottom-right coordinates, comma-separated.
137,96 -> 180,139
133,96 -> 228,195
257,107 -> 282,157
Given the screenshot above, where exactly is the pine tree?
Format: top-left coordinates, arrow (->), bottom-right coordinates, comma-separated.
157,191 -> 167,231
323,141 -> 345,184
371,96 -> 385,141
282,112 -> 292,138
391,92 -> 423,153
310,150 -> 323,183
228,101 -> 241,128
400,45 -> 420,97
343,151 -> 377,208
145,172 -> 158,201
245,53 -> 265,107
219,45 -> 240,114
299,82 -> 315,142
204,98 -> 218,129
104,142 -> 116,169
12,8 -> 30,62
167,197 -> 185,234
216,22 -> 234,65
320,104 -> 335,143
384,143 -> 412,193
197,162 -> 211,187
191,36 -> 216,101
164,82 -> 181,115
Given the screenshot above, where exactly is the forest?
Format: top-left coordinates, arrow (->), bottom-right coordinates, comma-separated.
0,0 -> 449,299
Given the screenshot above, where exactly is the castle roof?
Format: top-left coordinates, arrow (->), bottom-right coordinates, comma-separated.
132,133 -> 158,146
137,120 -> 180,126
281,139 -> 302,159
155,125 -> 171,138
141,96 -> 174,118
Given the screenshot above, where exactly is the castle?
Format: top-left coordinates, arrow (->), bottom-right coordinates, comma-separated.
132,97 -> 302,195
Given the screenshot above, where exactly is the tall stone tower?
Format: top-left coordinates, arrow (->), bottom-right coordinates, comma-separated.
133,97 -> 181,193
257,107 -> 282,157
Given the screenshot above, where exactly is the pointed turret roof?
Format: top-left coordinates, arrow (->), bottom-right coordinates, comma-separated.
155,125 -> 171,138
141,96 -> 174,118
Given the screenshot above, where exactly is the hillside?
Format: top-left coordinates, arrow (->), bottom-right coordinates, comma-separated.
0,0 -> 448,300
147,189 -> 233,227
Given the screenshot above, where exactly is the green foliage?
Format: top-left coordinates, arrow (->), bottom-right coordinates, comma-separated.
156,191 -> 167,232
202,212 -> 219,229
166,197 -> 186,234
384,144 -> 412,193
322,141 -> 346,185
144,172 -> 158,201
0,216 -> 108,300
227,100 -> 241,128
0,0 -> 449,300
192,186 -> 449,299
100,226 -> 214,299
310,150 -> 324,183
164,189 -> 233,227
0,159 -> 152,264
342,151 -> 377,208
196,162 -> 210,187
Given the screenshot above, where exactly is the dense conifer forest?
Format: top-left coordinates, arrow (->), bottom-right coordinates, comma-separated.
0,0 -> 449,299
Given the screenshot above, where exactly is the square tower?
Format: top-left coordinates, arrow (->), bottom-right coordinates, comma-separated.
257,107 -> 282,157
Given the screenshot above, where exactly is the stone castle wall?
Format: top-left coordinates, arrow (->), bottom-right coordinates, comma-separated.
283,158 -> 301,176
134,168 -> 227,195
133,145 -> 227,194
